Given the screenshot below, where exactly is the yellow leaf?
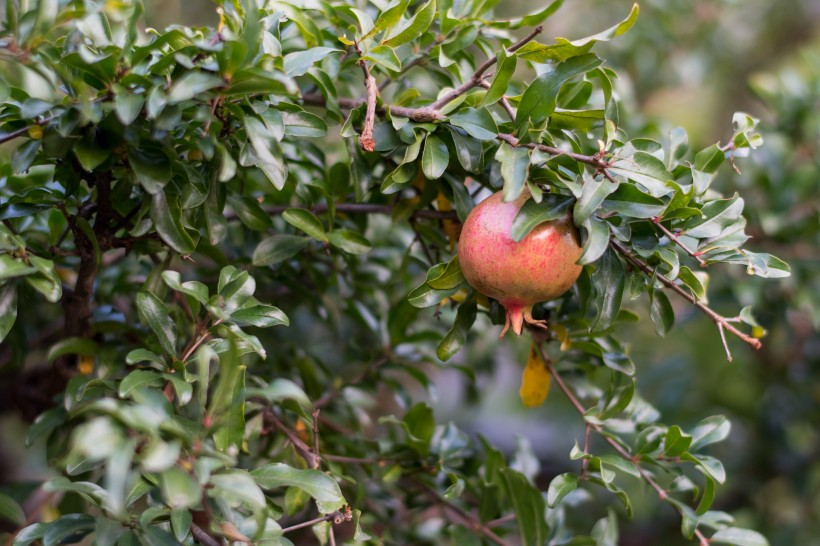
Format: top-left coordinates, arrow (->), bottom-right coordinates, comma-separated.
436,191 -> 461,250
27,125 -> 43,140
78,354 -> 94,375
551,323 -> 572,351
520,342 -> 550,407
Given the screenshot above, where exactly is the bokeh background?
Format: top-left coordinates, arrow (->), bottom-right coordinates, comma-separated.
1,0 -> 818,544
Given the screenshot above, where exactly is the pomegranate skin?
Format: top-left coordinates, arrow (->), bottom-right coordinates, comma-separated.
458,191 -> 583,337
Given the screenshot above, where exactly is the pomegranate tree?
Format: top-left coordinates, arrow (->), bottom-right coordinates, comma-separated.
458,191 -> 583,337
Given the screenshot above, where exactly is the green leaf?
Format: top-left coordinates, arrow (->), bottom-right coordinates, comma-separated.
382,0 -> 436,48
497,142 -> 530,202
150,191 -> 196,254
245,378 -> 311,411
161,271 -> 209,304
230,304 -> 289,328
602,184 -> 666,218
252,464 -> 345,514
447,126 -> 483,175
47,337 -> 99,363
170,509 -> 192,542
136,291 -> 178,357
363,45 -> 401,72
690,415 -> 731,451
283,209 -> 327,241
448,107 -> 498,141
678,266 -> 706,301
328,229 -> 372,255
283,111 -> 327,138
408,263 -> 465,308
283,47 -> 341,77
547,473 -> 579,508
577,216 -> 610,265
0,491 -> 25,527
226,194 -> 271,232
481,49 -> 517,106
119,369 -> 164,397
422,134 -> 449,179
515,53 -> 603,130
592,247 -> 624,329
160,467 -> 201,510
609,151 -> 674,197
114,93 -> 144,125
244,117 -> 287,189
685,194 -> 744,238
649,290 -> 674,336
370,0 -> 411,39
511,194 -> 573,242
664,425 -> 693,457
0,283 -> 18,343
500,468 -> 549,546
436,300 -> 476,362
43,514 -> 95,546
0,255 -> 35,280
427,256 -> 465,290
507,0 -> 564,29
711,528 -> 769,546
25,256 -> 62,302
73,136 -> 108,172
697,477 -> 716,516
574,174 -> 618,225
167,72 -> 224,103
209,470 -> 266,511
253,235 -> 311,266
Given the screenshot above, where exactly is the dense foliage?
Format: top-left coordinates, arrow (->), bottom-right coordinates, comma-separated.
0,1 -> 799,545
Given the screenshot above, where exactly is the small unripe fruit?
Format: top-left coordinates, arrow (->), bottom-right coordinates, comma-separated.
458,191 -> 583,338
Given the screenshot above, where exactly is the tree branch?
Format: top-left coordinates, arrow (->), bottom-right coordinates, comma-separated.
428,25 -> 544,112
652,217 -> 707,267
610,239 -> 762,360
233,203 -> 458,222
262,408 -> 321,469
355,51 -> 379,152
533,341 -> 711,546
413,479 -> 514,546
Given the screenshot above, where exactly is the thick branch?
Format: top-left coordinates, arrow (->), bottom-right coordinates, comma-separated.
533,342 -> 710,546
610,239 -> 762,360
428,25 -> 544,112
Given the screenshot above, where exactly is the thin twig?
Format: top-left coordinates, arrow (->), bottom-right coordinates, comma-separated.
413,480 -> 514,546
478,79 -> 516,121
610,239 -> 762,358
409,217 -> 437,266
428,25 -> 544,112
0,117 -> 51,146
191,523 -> 223,546
653,217 -> 708,267
263,408 -> 321,469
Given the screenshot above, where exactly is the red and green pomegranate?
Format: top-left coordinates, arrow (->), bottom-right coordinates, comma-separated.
458,191 -> 583,338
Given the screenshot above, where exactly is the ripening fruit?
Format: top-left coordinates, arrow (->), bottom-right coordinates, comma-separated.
458,190 -> 583,338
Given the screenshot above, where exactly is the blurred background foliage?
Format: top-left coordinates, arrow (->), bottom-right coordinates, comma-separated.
0,0 -> 817,544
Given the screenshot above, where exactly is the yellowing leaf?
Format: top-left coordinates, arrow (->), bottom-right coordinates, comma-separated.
550,323 -> 572,351
78,355 -> 95,375
520,343 -> 551,407
437,191 -> 460,250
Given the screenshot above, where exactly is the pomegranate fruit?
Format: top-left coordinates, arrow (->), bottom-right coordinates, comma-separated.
458,191 -> 583,338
